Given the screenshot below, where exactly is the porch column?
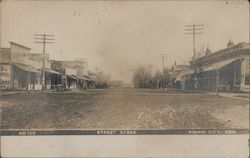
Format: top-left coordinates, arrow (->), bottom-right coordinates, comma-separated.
37,73 -> 41,90
10,64 -> 14,89
240,57 -> 245,88
216,69 -> 219,95
27,72 -> 31,90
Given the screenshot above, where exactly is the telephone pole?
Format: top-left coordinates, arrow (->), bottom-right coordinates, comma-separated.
159,54 -> 168,89
34,34 -> 55,90
184,24 -> 204,60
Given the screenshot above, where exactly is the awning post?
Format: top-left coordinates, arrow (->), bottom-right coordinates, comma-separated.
216,69 -> 220,96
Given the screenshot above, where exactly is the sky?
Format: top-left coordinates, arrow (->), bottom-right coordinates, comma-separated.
0,0 -> 249,83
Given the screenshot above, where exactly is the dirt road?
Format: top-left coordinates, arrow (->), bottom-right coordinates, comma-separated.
0,88 -> 248,129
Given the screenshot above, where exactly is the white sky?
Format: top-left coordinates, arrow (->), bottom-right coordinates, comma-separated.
0,0 -> 249,82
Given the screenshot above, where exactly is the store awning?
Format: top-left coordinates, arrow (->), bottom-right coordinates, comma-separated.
13,63 -> 39,73
82,76 -> 91,81
202,58 -> 240,72
44,69 -> 61,75
67,75 -> 78,80
70,75 -> 91,81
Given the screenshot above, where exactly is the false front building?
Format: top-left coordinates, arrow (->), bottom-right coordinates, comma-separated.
0,41 -> 61,90
0,42 -> 40,90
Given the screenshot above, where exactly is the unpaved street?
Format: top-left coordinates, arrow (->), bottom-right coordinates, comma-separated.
0,88 -> 248,129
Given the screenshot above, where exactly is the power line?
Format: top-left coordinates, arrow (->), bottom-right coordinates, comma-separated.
184,24 -> 204,60
34,34 -> 55,90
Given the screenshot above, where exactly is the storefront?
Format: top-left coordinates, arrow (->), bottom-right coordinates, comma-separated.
196,57 -> 249,92
12,63 -> 39,90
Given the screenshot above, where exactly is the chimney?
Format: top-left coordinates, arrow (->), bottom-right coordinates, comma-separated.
174,61 -> 177,66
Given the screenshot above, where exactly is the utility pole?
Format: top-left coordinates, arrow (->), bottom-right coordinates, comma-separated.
159,54 -> 168,89
185,24 -> 204,92
34,34 -> 55,90
184,24 -> 204,60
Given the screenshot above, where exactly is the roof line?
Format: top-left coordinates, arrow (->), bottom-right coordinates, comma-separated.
9,41 -> 31,50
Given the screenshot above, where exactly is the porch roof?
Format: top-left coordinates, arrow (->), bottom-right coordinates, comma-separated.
67,75 -> 78,80
71,75 -> 91,81
202,58 -> 240,72
13,63 -> 39,73
44,69 -> 61,75
81,76 -> 91,81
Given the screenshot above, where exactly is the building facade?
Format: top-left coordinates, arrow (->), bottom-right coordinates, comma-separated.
0,42 -> 61,90
0,42 -> 40,90
180,41 -> 250,92
51,59 -> 89,90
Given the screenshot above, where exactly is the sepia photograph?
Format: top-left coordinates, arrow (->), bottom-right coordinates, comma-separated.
0,0 -> 249,157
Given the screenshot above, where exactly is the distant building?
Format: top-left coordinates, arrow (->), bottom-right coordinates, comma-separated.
88,71 -> 98,88
28,53 -> 61,90
168,62 -> 192,89
51,59 -> 89,90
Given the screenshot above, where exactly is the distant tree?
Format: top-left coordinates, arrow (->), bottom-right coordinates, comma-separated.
132,65 -> 147,88
152,70 -> 163,88
132,65 -> 171,89
110,80 -> 124,88
96,70 -> 111,88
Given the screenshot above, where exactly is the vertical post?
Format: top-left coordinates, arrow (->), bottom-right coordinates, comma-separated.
216,69 -> 219,96
159,54 -> 167,89
243,58 -> 246,86
240,57 -> 245,90
193,25 -> 196,60
184,24 -> 204,60
10,64 -> 14,89
27,72 -> 31,91
162,57 -> 165,89
233,69 -> 236,85
0,108 -> 2,158
42,34 -> 46,90
34,33 -> 55,91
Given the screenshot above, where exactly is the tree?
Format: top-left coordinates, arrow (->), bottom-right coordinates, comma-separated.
96,70 -> 111,88
132,65 -> 170,89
